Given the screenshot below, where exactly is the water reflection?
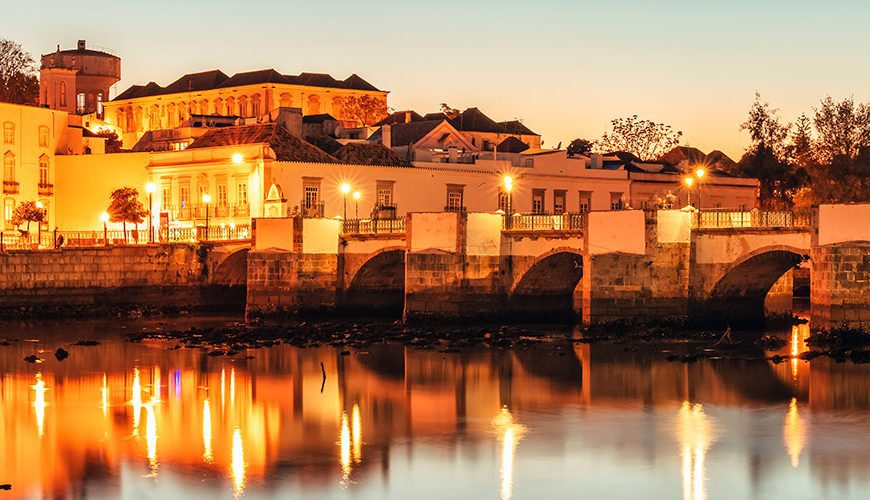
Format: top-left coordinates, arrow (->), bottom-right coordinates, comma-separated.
1,319 -> 870,499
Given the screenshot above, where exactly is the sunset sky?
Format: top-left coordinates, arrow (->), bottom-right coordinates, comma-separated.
4,0 -> 869,159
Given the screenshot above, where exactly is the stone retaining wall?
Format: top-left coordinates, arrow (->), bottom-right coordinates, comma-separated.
811,244 -> 870,328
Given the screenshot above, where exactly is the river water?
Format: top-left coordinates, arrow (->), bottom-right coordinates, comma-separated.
1,317 -> 869,499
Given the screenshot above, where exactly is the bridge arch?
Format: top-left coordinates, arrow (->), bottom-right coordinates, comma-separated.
701,245 -> 809,327
211,247 -> 249,287
342,247 -> 406,316
509,248 -> 585,321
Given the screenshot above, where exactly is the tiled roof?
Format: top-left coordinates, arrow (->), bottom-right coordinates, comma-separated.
113,68 -> 383,101
302,114 -> 338,124
333,142 -> 411,167
449,108 -> 502,133
499,120 -> 537,136
496,136 -> 530,153
658,146 -> 707,166
305,135 -> 343,155
374,110 -> 425,126
187,124 -> 337,163
383,120 -> 445,147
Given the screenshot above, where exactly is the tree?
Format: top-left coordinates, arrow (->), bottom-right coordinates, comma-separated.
812,95 -> 870,164
340,95 -> 388,127
566,138 -> 594,156
0,39 -> 39,105
94,129 -> 123,153
11,201 -> 46,235
598,115 -> 682,161
107,187 -> 149,242
439,103 -> 460,119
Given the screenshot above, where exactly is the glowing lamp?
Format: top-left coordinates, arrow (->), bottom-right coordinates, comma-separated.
231,153 -> 244,165
683,177 -> 694,187
36,201 -> 44,209
696,168 -> 706,179
503,175 -> 513,192
341,183 -> 352,194
202,193 -> 212,204
352,191 -> 361,201
145,182 -> 157,194
100,212 -> 110,223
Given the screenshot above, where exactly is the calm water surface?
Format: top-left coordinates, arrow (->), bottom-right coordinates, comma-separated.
1,318 -> 870,499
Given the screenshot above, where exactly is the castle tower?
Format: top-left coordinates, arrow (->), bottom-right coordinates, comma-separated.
39,40 -> 120,117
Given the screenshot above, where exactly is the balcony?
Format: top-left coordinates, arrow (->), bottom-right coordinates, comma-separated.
444,204 -> 466,212
3,181 -> 19,194
302,201 -> 325,218
38,183 -> 54,196
232,204 -> 250,217
373,204 -> 398,220
342,217 -> 405,235
504,212 -> 587,231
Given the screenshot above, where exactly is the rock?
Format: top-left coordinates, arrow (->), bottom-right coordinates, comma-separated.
0,484 -> 10,491
339,350 -> 351,356
73,340 -> 100,346
23,355 -> 41,363
769,354 -> 787,364
798,351 -> 822,361
55,348 -> 70,361
756,335 -> 787,350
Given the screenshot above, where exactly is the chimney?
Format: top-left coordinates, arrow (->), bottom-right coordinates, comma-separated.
404,111 -> 411,124
590,153 -> 603,169
77,40 -> 86,50
274,107 -> 303,137
381,125 -> 392,149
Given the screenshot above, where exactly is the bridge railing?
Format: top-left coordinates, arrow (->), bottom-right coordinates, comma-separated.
504,212 -> 587,231
342,217 -> 406,235
0,224 -> 252,251
693,209 -> 811,229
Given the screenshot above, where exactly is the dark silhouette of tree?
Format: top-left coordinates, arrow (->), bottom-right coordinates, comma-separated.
439,103 -> 460,119
11,200 -> 46,235
812,96 -> 870,164
567,138 -> 594,156
599,115 -> 682,161
107,187 -> 149,242
341,95 -> 388,127
0,39 -> 39,105
95,129 -> 123,153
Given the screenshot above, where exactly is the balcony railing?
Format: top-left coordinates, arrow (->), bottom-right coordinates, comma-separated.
302,201 -> 325,218
342,217 -> 406,235
692,209 -> 812,229
171,204 -> 250,220
3,181 -> 19,194
38,183 -> 54,196
444,205 -> 466,212
504,212 -> 587,231
0,223 -> 254,250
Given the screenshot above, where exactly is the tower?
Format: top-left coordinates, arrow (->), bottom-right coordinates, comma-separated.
39,40 -> 120,117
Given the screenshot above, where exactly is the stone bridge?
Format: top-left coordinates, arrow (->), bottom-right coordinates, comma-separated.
242,205 -> 870,329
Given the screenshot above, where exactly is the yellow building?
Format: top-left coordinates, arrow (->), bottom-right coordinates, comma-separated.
102,69 -> 388,148
0,102 -> 79,234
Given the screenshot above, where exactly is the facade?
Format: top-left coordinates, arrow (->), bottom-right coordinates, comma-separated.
0,102 -> 73,232
102,69 -> 388,149
39,40 -> 121,116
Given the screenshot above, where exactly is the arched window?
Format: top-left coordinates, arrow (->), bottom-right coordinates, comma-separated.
307,95 -> 321,115
3,122 -> 14,144
331,96 -> 344,119
38,126 -> 49,148
177,101 -> 187,125
225,97 -> 235,117
3,152 -> 15,183
166,103 -> 176,128
214,98 -> 224,115
279,93 -> 292,108
38,155 -> 50,186
200,99 -> 209,115
251,94 -> 261,116
150,105 -> 161,129
59,81 -> 67,107
134,107 -> 143,132
238,96 -> 248,117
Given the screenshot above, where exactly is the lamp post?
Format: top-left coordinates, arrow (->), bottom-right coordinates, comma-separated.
683,176 -> 694,207
503,175 -> 513,229
353,191 -> 360,218
100,212 -> 110,246
341,183 -> 351,220
145,182 -> 156,243
202,193 -> 212,241
695,167 -> 705,209
35,201 -> 44,248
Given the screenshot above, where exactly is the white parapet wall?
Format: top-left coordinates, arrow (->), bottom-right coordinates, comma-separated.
409,212 -> 460,253
466,212 -> 502,256
587,210 -> 646,255
657,210 -> 692,244
303,218 -> 341,254
252,217 -> 295,251
818,204 -> 870,246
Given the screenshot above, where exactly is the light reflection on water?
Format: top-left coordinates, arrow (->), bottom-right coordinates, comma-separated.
2,318 -> 870,499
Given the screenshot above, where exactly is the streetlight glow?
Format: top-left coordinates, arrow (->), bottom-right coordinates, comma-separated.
231,153 -> 244,165
145,182 -> 156,194
341,183 -> 352,194
36,201 -> 44,209
695,168 -> 706,179
100,212 -> 110,223
201,193 -> 212,204
684,177 -> 694,187
352,191 -> 360,201
503,176 -> 513,192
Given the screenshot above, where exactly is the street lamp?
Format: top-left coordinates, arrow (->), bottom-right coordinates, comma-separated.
202,193 -> 212,241
35,201 -> 44,248
503,175 -> 514,229
100,211 -> 110,246
145,182 -> 156,243
683,176 -> 694,207
352,191 -> 360,218
694,168 -> 706,211
340,183 -> 351,220
232,153 -> 244,165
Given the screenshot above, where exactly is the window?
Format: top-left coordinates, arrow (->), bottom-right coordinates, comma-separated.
3,122 -> 13,144
578,191 -> 592,213
217,183 -> 228,206
376,181 -> 394,207
238,96 -> 248,117
3,152 -> 14,183
251,95 -> 261,116
610,192 -> 624,211
532,189 -> 545,214
76,93 -> 86,114
554,190 -> 566,215
97,93 -> 104,118
498,189 -> 510,212
4,198 -> 14,227
38,126 -> 49,148
161,185 -> 172,210
214,98 -> 224,115
279,93 -> 292,108
446,184 -> 464,211
59,81 -> 67,108
200,100 -> 209,115
179,185 -> 190,208
225,97 -> 235,116
38,156 -> 49,185
307,95 -> 321,114
150,106 -> 161,129
303,185 -> 318,208
237,182 -> 249,207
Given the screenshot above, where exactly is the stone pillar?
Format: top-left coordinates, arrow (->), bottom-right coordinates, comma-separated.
582,210 -> 690,325
811,244 -> 870,329
764,269 -> 794,316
